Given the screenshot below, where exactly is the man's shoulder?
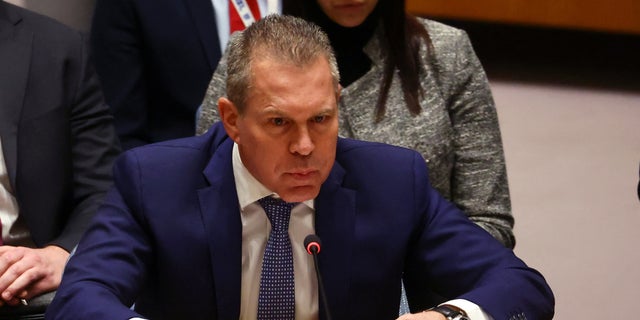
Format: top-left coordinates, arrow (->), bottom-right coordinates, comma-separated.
122,124 -> 227,164
331,138 -> 429,193
2,2 -> 82,41
2,1 -> 86,66
110,132 -> 224,190
127,132 -> 219,159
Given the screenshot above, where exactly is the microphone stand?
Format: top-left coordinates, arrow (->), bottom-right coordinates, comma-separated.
305,235 -> 332,320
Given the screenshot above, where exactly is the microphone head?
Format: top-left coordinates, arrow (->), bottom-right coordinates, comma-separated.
304,234 -> 322,255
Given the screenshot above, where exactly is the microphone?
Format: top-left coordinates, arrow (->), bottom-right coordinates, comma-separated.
304,234 -> 332,320
304,234 -> 321,255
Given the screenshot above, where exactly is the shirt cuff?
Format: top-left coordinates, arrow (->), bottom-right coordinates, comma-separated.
441,299 -> 494,320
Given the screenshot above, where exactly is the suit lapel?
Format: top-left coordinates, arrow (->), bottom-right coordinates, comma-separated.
0,4 -> 31,187
315,162 -> 356,320
184,0 -> 221,70
197,139 -> 242,319
196,131 -> 358,319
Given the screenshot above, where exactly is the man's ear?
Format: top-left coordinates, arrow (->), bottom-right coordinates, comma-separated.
218,97 -> 240,143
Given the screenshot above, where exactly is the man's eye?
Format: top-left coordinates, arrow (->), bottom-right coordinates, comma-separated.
313,115 -> 326,123
271,118 -> 285,126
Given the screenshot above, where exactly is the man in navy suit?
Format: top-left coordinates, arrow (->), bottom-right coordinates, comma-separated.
48,15 -> 554,320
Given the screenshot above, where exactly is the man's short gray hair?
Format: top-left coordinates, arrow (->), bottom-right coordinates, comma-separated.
225,14 -> 340,112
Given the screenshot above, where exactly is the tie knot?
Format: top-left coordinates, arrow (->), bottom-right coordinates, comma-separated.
257,197 -> 296,230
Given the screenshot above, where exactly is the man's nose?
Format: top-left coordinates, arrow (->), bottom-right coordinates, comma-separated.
290,126 -> 314,156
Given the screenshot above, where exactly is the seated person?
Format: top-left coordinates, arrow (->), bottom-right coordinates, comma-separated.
0,0 -> 119,309
47,15 -> 554,320
199,1 -> 516,313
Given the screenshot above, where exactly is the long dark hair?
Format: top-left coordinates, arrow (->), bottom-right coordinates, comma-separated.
282,0 -> 432,122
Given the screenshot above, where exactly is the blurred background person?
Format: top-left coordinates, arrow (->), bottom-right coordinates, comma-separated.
91,0 -> 280,149
0,0 -> 119,309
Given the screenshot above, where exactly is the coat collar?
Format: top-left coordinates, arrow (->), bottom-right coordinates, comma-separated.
0,2 -> 30,187
315,160 -> 356,319
198,137 -> 243,319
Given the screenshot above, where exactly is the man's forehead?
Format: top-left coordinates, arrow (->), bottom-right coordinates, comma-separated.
249,57 -> 333,89
249,49 -> 327,72
246,62 -> 338,119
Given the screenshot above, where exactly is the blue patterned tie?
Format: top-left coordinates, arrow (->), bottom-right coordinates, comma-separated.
257,196 -> 296,320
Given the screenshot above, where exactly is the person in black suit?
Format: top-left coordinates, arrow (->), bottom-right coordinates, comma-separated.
90,0 -> 223,149
0,1 -> 119,307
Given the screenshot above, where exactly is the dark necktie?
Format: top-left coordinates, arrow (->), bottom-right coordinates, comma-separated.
257,196 -> 296,320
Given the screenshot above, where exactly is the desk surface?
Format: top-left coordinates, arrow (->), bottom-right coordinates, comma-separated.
407,0 -> 640,35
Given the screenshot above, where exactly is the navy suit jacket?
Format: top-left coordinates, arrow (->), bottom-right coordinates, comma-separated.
91,0 -> 221,149
48,123 -> 554,320
0,1 -> 119,250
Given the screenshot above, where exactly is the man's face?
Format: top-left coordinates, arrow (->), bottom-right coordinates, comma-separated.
219,56 -> 339,203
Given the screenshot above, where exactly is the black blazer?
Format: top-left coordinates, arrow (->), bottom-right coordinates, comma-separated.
91,0 -> 222,149
0,1 -> 120,251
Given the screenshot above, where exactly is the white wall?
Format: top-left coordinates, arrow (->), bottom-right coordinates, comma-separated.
494,81 -> 640,319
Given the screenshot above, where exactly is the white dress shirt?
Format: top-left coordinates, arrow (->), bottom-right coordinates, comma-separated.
0,138 -> 34,246
231,143 -> 319,319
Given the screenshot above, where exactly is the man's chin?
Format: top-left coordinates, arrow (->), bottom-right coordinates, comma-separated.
278,185 -> 320,203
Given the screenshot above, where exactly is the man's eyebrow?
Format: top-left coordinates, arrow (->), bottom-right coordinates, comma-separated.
260,106 -> 286,116
315,106 -> 337,116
